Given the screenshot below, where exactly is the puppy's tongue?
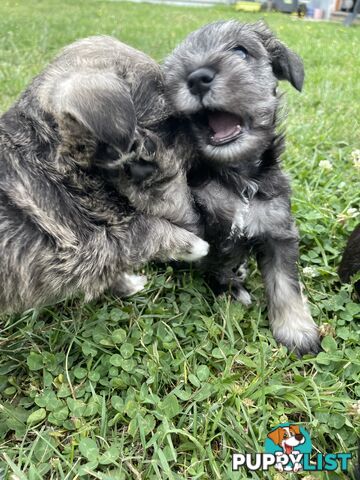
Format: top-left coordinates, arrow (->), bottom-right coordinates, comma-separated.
208,112 -> 241,144
285,445 -> 293,455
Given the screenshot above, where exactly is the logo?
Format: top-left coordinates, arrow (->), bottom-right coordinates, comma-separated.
232,423 -> 351,473
264,423 -> 312,472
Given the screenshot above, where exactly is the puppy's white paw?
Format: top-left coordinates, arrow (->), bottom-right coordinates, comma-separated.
123,274 -> 147,295
233,287 -> 252,306
271,306 -> 320,357
112,273 -> 147,298
178,237 -> 209,262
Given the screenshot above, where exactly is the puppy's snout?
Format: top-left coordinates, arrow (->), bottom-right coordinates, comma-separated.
187,67 -> 216,96
295,434 -> 304,442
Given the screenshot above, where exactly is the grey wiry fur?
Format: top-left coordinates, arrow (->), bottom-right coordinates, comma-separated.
0,36 -> 208,313
163,20 -> 320,356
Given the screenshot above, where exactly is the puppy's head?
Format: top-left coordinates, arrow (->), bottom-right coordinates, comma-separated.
163,20 -> 304,165
268,425 -> 305,452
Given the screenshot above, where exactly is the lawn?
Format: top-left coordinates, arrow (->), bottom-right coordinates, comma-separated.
0,0 -> 359,479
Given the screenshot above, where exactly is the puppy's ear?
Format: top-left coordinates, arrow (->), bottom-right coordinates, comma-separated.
51,71 -> 137,152
267,428 -> 283,445
289,425 -> 301,436
253,21 -> 304,92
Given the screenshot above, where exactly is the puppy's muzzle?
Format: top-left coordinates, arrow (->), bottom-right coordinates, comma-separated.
187,67 -> 216,97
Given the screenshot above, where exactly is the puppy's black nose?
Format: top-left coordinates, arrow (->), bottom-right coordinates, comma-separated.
295,434 -> 304,441
187,67 -> 216,96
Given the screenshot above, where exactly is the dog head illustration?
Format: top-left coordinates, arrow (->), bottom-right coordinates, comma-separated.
268,425 -> 305,455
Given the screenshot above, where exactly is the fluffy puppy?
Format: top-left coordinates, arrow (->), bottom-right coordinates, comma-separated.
163,21 -> 320,356
0,36 -> 208,313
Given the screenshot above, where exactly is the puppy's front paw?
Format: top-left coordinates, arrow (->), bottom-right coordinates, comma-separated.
271,306 -> 321,357
111,273 -> 147,297
231,283 -> 252,306
123,135 -> 158,182
176,236 -> 210,262
209,275 -> 252,306
124,159 -> 158,184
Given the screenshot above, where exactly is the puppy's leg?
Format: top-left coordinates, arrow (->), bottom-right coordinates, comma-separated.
208,266 -> 252,306
203,238 -> 252,306
117,133 -> 202,235
104,216 -> 209,298
109,212 -> 210,298
47,216 -> 208,306
256,236 -> 320,356
121,215 -> 209,265
229,277 -> 252,306
192,180 -> 251,303
1,216 -> 208,312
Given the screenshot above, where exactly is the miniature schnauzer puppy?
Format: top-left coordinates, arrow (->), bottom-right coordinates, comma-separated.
0,36 -> 208,313
163,20 -> 320,356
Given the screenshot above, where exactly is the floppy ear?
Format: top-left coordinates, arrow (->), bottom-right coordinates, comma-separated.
51,71 -> 137,152
289,425 -> 301,436
268,428 -> 283,445
253,21 -> 304,92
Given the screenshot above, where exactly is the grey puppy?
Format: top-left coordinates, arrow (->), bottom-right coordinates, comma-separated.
0,36 -> 208,313
163,20 -> 320,356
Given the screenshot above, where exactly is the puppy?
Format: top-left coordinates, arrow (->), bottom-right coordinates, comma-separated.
163,21 -> 320,356
338,224 -> 360,298
0,36 -> 208,313
268,425 -> 305,472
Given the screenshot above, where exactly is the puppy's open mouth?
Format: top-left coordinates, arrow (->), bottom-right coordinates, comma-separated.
284,444 -> 293,455
192,110 -> 242,146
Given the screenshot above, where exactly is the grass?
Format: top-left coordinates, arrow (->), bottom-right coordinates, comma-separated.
0,0 -> 359,478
